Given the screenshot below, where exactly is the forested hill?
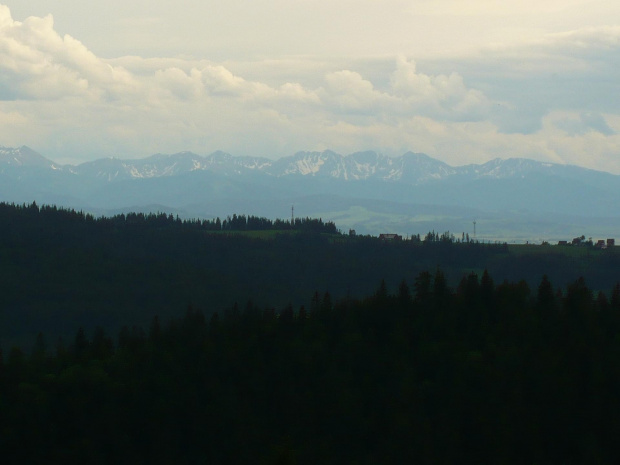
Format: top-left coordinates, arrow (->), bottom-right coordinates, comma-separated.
3,201 -> 620,462
1,201 -> 620,351
0,201 -> 339,234
2,264 -> 620,463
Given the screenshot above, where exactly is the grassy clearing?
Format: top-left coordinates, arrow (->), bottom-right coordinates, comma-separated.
311,204 -> 620,244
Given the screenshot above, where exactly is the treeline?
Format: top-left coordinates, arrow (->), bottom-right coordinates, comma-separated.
2,271 -> 620,463
0,200 -> 505,349
3,200 -> 620,352
417,229 -> 492,245
0,201 -> 338,234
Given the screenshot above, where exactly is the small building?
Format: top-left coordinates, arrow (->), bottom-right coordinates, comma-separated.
558,240 -> 568,246
595,239 -> 606,249
379,233 -> 402,241
608,238 -> 615,247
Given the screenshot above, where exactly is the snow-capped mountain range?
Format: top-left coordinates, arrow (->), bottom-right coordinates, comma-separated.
1,145 -> 606,185
1,145 -> 619,241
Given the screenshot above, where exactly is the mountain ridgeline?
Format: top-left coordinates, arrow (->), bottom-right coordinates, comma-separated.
2,145 -> 620,241
0,145 -> 584,182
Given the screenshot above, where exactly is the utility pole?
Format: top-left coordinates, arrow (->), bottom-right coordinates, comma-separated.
291,205 -> 294,227
473,220 -> 476,240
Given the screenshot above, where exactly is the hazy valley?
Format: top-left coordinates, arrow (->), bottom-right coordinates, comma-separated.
1,146 -> 619,243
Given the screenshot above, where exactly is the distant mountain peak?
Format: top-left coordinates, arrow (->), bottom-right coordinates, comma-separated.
0,145 -> 59,169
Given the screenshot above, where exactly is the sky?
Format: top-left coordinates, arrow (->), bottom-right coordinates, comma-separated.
0,1 -> 619,172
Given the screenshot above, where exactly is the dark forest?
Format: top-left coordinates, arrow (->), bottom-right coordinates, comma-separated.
1,202 -> 620,463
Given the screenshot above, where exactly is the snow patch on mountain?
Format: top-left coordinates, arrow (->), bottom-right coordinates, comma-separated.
113,151 -> 572,185
295,156 -> 325,175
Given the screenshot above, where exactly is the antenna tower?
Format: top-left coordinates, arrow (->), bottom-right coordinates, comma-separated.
473,220 -> 477,240
291,205 -> 294,226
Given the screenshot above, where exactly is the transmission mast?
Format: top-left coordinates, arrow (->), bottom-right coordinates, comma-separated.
473,220 -> 477,240
291,205 -> 295,227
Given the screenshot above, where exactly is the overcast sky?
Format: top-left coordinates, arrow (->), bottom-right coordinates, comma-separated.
1,1 -> 619,172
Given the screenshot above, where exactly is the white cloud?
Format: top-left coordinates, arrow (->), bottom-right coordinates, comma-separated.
389,57 -> 490,119
4,0 -> 620,60
477,25 -> 620,74
409,0 -> 600,16
0,6 -> 141,101
538,26 -> 620,51
153,67 -> 205,100
275,82 -> 320,104
1,3 -> 620,174
322,70 -> 391,114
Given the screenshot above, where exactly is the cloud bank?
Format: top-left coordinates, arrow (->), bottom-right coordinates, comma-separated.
0,4 -> 619,173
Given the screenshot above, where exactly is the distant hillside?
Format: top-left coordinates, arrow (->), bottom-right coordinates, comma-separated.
2,201 -> 620,353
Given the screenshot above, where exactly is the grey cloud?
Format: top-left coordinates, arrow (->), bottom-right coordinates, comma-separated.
580,112 -> 616,136
416,26 -> 620,135
556,112 -> 616,136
